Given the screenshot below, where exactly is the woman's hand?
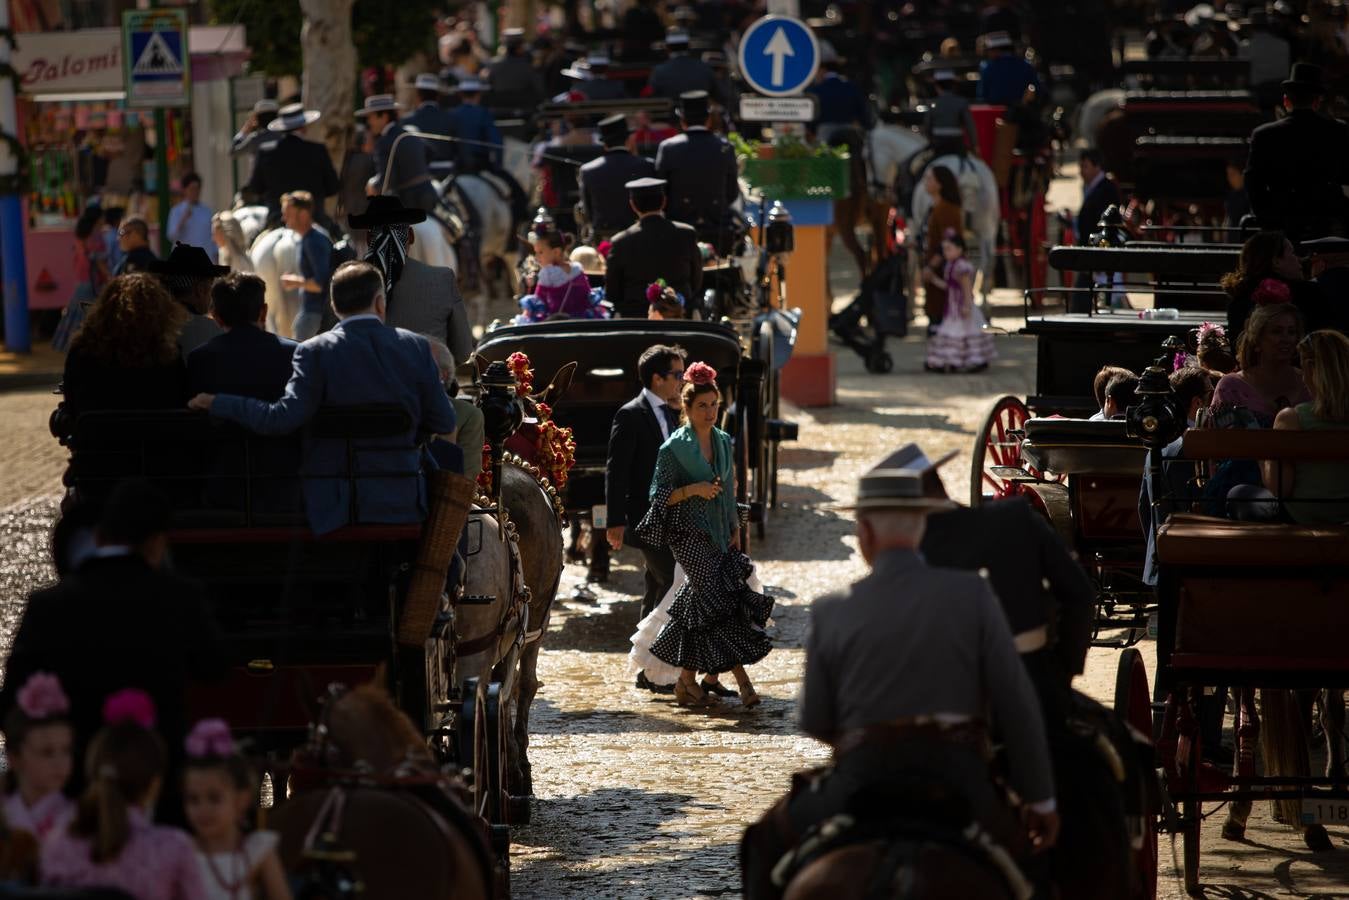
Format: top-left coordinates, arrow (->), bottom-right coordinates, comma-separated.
686,481 -> 721,500
729,535 -> 740,552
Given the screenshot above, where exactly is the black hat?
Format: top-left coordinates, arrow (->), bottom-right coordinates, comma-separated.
502,27 -> 526,47
665,28 -> 690,48
348,194 -> 428,230
678,89 -> 710,121
148,243 -> 229,279
625,176 -> 666,206
1283,62 -> 1326,93
598,113 -> 629,146
837,444 -> 958,512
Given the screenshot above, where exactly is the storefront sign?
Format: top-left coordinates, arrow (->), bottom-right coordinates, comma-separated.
122,9 -> 190,108
12,29 -> 123,95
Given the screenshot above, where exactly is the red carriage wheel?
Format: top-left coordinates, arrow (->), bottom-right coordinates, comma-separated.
1115,649 -> 1158,900
970,396 -> 1031,506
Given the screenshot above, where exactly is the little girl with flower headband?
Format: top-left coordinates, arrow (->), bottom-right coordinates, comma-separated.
182,719 -> 289,900
515,229 -> 609,323
42,689 -> 207,900
2,672 -> 75,842
646,280 -> 686,320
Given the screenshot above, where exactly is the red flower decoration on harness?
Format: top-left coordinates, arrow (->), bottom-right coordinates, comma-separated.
16,672 -> 69,720
1253,278 -> 1291,305
185,718 -> 236,759
506,351 -> 535,394
683,361 -> 718,386
102,689 -> 156,729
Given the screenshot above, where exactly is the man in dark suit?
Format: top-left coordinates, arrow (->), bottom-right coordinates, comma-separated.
1306,235 -> 1349,333
189,260 -> 457,535
358,94 -> 439,214
1246,63 -> 1349,243
648,29 -> 720,102
656,91 -> 740,252
578,115 -> 657,241
402,74 -> 457,165
605,177 -> 703,317
606,344 -> 687,691
188,272 -> 297,400
0,479 -> 226,813
907,446 -> 1095,720
242,104 -> 340,231
484,29 -> 546,113
1071,147 -> 1123,312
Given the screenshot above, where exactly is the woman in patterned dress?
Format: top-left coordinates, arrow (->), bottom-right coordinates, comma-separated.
633,363 -> 773,708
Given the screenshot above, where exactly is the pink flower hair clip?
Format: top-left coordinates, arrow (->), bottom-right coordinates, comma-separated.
645,279 -> 668,303
1252,278 -> 1291,305
16,672 -> 69,720
683,361 -> 718,386
102,688 -> 156,730
185,718 -> 236,759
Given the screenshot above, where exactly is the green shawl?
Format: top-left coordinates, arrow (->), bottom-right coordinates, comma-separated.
652,424 -> 738,552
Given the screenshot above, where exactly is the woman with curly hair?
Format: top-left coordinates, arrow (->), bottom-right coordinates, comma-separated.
1210,300 -> 1310,428
61,274 -> 188,418
627,362 -> 773,708
1220,230 -> 1331,341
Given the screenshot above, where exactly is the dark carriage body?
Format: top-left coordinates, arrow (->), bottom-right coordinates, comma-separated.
57,406 -> 455,752
474,319 -> 749,518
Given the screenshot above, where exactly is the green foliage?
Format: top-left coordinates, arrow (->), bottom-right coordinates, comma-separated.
728,131 -> 850,162
207,0 -> 440,76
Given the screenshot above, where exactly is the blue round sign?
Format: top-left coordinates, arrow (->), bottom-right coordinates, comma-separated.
737,16 -> 820,98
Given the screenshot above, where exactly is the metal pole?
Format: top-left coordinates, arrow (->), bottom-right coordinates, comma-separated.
0,0 -> 31,352
150,0 -> 171,256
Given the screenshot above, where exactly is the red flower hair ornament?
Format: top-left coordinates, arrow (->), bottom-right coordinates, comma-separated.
102,688 -> 156,730
683,362 -> 718,386
1253,278 -> 1291,305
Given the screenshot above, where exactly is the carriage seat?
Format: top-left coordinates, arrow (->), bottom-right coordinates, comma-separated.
1020,419 -> 1147,476
1156,514 -> 1349,568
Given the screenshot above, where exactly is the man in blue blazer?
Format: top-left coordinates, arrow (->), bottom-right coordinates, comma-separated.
188,261 -> 457,534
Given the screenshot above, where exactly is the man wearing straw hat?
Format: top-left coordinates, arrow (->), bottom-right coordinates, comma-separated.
357,94 -> 439,215
242,103 -> 340,232
741,447 -> 1058,899
402,73 -> 457,165
231,98 -> 281,157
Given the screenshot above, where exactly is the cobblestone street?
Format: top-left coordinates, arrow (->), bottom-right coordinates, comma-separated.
1,305 -> 1346,898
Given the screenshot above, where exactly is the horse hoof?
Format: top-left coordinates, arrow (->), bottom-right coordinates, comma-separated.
509,795 -> 532,824
1220,822 -> 1246,842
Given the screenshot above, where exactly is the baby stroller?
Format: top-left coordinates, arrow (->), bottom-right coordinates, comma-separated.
828,253 -> 909,374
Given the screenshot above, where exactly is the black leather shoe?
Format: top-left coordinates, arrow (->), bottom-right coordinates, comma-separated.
636,672 -> 674,695
701,678 -> 740,698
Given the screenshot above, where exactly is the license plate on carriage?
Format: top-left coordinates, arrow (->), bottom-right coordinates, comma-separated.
1302,799 -> 1349,826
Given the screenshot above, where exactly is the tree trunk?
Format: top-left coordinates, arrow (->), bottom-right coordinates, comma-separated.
299,0 -> 356,182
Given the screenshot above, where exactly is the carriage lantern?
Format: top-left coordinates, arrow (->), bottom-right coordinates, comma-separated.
1125,364 -> 1183,450
765,201 -> 794,256
1089,204 -> 1129,248
479,361 -> 525,505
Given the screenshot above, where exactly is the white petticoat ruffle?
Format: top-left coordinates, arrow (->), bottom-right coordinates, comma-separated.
626,562 -> 768,685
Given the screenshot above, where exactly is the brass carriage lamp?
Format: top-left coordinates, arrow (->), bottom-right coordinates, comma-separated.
1125,364 -> 1183,450
1089,204 -> 1129,248
765,200 -> 795,256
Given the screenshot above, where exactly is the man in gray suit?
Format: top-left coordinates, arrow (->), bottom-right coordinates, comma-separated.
742,454 -> 1058,899
349,195 -> 474,363
189,261 -> 456,535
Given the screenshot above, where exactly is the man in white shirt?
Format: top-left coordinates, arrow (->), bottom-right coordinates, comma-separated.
167,172 -> 217,263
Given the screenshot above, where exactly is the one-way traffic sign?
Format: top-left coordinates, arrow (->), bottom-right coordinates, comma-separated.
738,15 -> 820,98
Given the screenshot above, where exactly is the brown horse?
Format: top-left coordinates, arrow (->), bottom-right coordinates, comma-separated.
784,839 -> 1022,900
830,130 -> 894,281
274,682 -> 500,900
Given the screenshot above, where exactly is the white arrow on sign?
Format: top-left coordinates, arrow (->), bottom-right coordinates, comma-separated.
764,26 -> 794,87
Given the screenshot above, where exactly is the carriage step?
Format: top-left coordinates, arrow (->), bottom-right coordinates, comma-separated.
767,419 -> 799,442
990,466 -> 1027,478
460,594 -> 496,605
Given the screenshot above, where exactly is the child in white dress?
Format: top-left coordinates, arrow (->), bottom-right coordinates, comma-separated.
2,672 -> 75,841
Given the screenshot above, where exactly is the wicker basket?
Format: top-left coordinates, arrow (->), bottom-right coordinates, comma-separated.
742,155 -> 851,200
398,469 -> 478,647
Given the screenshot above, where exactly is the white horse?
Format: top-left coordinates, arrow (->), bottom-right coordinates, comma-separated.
870,124 -> 1000,300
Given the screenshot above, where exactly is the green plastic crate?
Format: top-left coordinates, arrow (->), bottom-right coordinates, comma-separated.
742,155 -> 851,201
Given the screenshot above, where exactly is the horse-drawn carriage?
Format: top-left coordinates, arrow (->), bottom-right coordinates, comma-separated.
473,317 -> 797,549
50,371 -> 566,892
972,244 -> 1233,645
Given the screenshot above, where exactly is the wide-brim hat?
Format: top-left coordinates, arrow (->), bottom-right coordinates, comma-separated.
148,242 -> 230,279
932,68 -> 958,83
982,30 -> 1013,50
267,103 -> 321,132
502,27 -> 526,47
834,444 -> 959,512
1300,235 -> 1349,254
1283,61 -> 1326,92
348,194 -> 428,230
560,61 -> 593,80
598,112 -> 629,145
665,28 -> 691,48
355,94 -> 402,117
253,98 -> 280,115
414,73 -> 443,92
451,77 -> 488,93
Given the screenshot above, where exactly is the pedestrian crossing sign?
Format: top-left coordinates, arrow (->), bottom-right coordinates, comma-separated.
121,9 -> 190,108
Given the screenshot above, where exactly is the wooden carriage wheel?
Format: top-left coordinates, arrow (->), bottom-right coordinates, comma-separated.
1114,649 -> 1159,900
484,681 -> 512,826
970,396 -> 1031,506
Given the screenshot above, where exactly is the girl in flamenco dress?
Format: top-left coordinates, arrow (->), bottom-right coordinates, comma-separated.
515,229 -> 609,323
924,230 -> 996,373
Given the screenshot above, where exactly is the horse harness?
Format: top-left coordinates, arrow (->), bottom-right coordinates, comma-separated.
454,502 -> 532,657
